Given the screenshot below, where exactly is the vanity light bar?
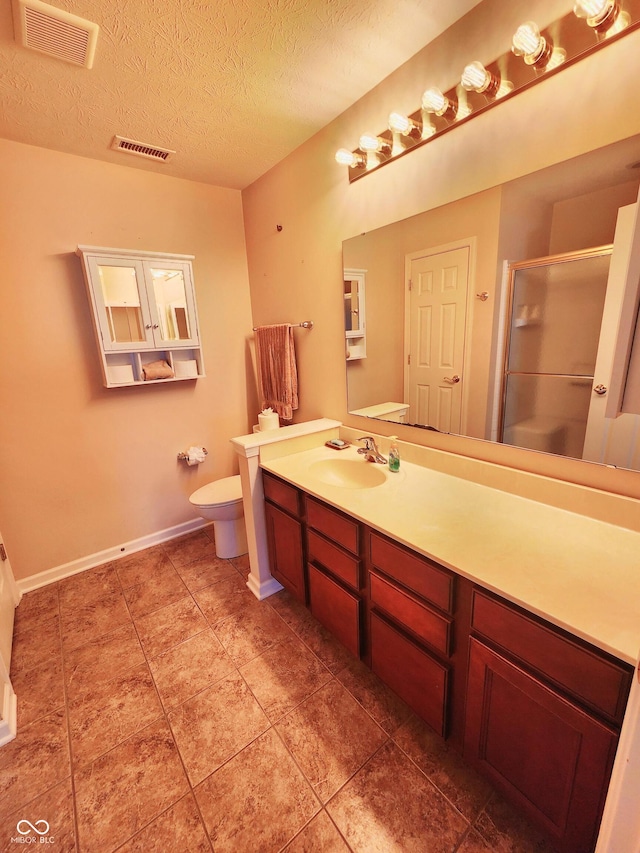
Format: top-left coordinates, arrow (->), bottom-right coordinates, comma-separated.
337,0 -> 640,182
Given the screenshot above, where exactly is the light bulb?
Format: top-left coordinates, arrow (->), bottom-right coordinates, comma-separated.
511,21 -> 551,67
335,148 -> 364,168
574,0 -> 609,18
422,87 -> 446,114
421,87 -> 457,120
460,61 -> 500,96
358,133 -> 391,155
574,0 -> 619,31
388,112 -> 422,139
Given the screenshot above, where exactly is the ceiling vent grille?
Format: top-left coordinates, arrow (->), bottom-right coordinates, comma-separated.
110,136 -> 176,163
13,0 -> 99,68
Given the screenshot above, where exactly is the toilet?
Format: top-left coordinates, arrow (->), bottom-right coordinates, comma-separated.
189,475 -> 248,559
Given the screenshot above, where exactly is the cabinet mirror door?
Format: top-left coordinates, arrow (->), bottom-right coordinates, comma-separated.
147,263 -> 199,347
344,274 -> 365,334
90,258 -> 154,350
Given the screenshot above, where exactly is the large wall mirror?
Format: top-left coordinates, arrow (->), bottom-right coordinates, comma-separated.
344,133 -> 640,472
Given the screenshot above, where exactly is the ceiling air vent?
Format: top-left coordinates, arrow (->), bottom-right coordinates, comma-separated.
13,0 -> 99,68
111,136 -> 176,163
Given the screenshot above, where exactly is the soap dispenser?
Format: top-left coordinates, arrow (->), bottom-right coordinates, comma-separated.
388,436 -> 400,472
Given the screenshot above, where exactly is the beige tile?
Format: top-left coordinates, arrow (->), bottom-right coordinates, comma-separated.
149,628 -> 235,709
212,598 -> 295,667
327,740 -> 469,852
68,663 -> 163,768
123,565 -> 188,618
164,530 -> 217,567
0,709 -> 70,821
115,794 -> 211,853
472,793 -> 557,853
266,588 -> 313,635
12,584 -> 59,637
195,728 -> 319,852
283,810 -> 351,853
74,718 -> 188,853
276,680 -> 387,803
11,656 -> 65,728
63,622 -> 145,701
394,714 -> 493,821
336,657 -> 412,735
0,777 -> 76,853
229,553 -> 250,576
290,613 -> 356,674
240,636 -> 332,722
175,553 -> 238,593
58,563 -> 121,612
134,595 -> 208,659
193,572 -> 252,624
168,670 -> 270,786
116,545 -> 174,590
60,590 -> 131,652
10,614 -> 62,675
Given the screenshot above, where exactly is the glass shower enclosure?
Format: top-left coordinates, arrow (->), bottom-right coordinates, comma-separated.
500,248 -> 612,460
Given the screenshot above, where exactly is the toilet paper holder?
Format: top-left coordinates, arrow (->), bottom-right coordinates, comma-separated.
177,447 -> 208,462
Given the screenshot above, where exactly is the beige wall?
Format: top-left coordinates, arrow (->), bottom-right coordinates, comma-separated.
242,0 -> 640,499
0,140 -> 253,580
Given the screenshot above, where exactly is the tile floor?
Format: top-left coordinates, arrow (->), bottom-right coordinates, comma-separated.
1,529 -> 555,852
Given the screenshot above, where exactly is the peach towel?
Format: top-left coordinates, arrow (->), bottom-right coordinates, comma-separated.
255,324 -> 299,421
142,359 -> 174,380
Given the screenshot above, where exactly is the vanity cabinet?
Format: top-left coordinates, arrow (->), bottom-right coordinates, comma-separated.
464,589 -> 632,853
263,473 -> 306,604
260,471 -> 633,852
77,245 -> 204,387
306,497 -> 364,658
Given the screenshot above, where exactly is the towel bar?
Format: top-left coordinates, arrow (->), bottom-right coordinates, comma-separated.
252,320 -> 313,331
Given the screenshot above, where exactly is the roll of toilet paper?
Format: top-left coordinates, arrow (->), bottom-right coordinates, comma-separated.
186,446 -> 207,466
258,408 -> 280,431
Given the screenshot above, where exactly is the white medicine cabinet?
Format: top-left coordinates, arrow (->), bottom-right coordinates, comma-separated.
344,268 -> 366,360
77,246 -> 205,388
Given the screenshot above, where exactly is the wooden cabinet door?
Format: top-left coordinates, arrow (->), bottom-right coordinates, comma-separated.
264,502 -> 306,604
308,564 -> 361,658
464,638 -> 618,853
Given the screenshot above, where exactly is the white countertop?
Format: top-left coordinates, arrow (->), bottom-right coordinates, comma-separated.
260,443 -> 640,665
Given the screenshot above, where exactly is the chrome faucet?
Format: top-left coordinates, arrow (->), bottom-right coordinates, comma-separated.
357,436 -> 387,464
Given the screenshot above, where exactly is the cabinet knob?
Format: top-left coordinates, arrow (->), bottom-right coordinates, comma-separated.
593,384 -> 607,396
153,324 -> 159,329
145,324 -> 152,329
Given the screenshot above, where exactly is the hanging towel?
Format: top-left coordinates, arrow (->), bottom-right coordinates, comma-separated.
255,324 -> 299,421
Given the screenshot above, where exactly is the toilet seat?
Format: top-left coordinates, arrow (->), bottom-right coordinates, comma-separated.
189,475 -> 242,508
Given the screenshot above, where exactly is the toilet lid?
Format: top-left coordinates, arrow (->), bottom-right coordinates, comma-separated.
189,475 -> 242,507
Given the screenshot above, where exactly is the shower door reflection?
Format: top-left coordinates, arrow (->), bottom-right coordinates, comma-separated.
501,248 -> 612,460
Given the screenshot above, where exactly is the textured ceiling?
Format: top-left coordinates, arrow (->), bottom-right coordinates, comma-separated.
0,0 -> 484,189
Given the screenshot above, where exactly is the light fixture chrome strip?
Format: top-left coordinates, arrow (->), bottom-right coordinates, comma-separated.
338,0 -> 640,183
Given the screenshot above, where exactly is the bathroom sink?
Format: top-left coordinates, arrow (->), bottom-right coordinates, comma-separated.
309,458 -> 387,489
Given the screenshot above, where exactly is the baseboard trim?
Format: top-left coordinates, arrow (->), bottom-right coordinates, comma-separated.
17,518 -> 209,593
246,573 -> 284,601
0,682 -> 17,747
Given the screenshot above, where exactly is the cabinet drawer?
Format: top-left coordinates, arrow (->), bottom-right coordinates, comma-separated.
370,533 -> 454,614
306,497 -> 359,555
371,613 -> 449,738
370,572 -> 452,656
471,590 -> 632,726
307,529 -> 360,592
263,472 -> 301,517
308,564 -> 361,658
